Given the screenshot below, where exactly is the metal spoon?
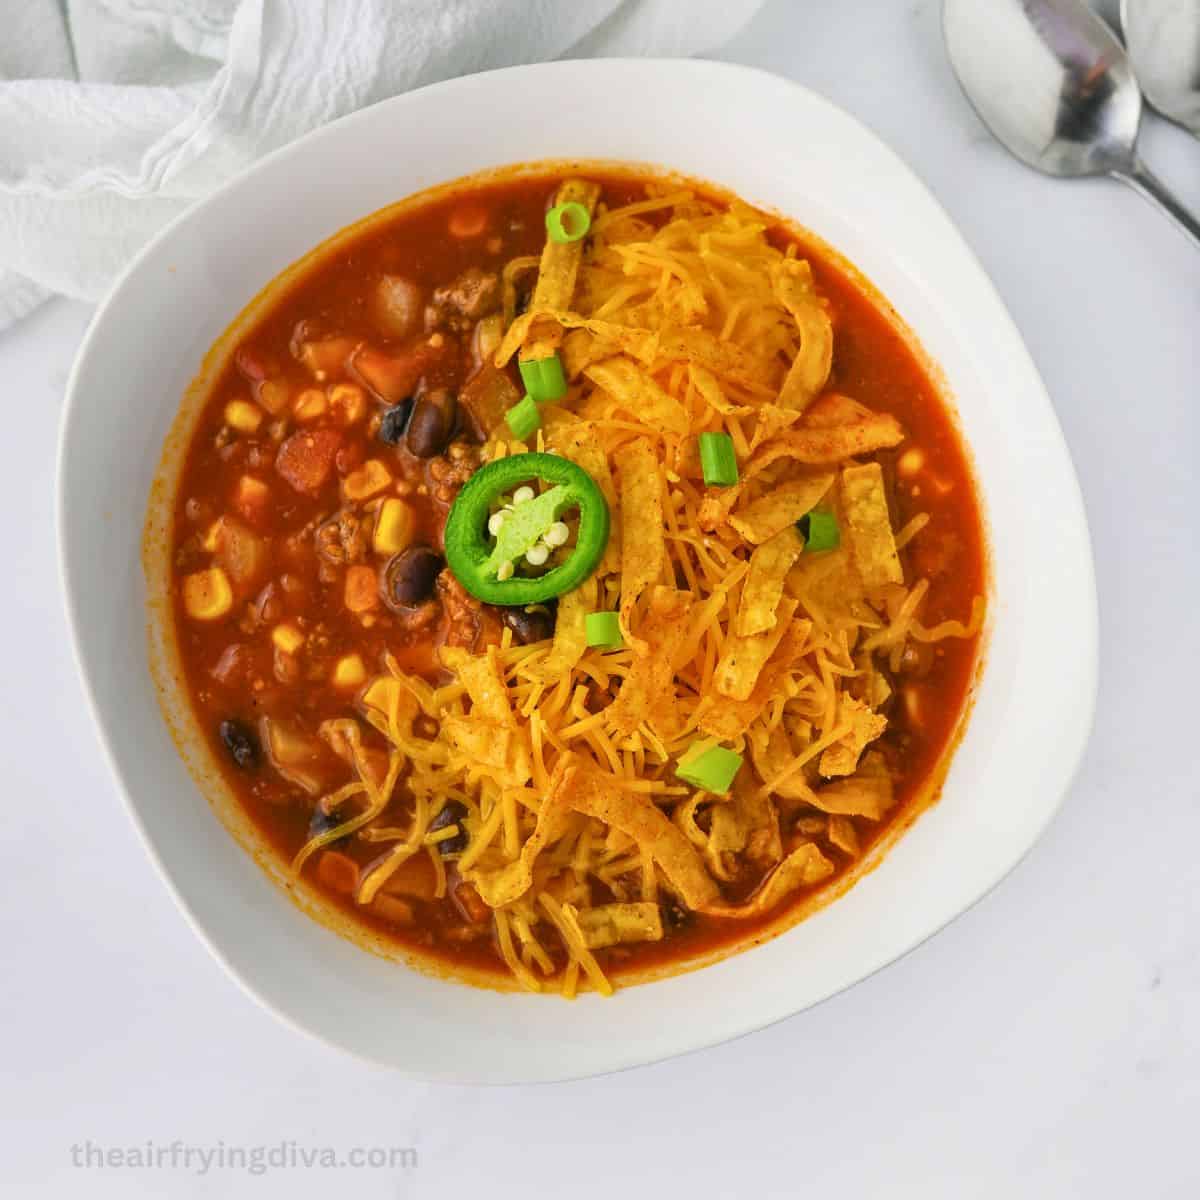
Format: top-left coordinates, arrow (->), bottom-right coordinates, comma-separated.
1122,0 -> 1200,133
943,0 -> 1200,249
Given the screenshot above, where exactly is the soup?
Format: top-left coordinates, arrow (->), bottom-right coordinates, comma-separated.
163,167 -> 986,995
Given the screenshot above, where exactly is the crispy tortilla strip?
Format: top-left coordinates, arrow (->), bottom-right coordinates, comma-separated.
750,403 -> 802,451
537,576 -> 597,678
840,462 -> 903,587
689,363 -> 753,417
609,586 -> 693,736
810,753 -> 895,819
442,717 -> 531,790
521,179 -> 601,361
827,815 -> 861,856
468,760 -> 577,907
707,841 -> 833,918
496,309 -> 659,370
804,392 -> 876,428
736,528 -> 804,636
748,724 -> 817,805
819,695 -> 888,778
730,472 -> 835,545
441,645 -> 513,727
585,356 -> 690,436
616,439 -> 666,648
548,419 -> 620,573
747,412 -> 904,475
698,618 -> 811,739
657,325 -> 777,387
772,259 -> 832,411
732,774 -> 783,866
715,596 -> 799,701
564,758 -> 721,910
576,902 -> 664,949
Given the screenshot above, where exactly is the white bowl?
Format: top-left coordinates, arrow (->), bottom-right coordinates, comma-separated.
58,58 -> 1096,1083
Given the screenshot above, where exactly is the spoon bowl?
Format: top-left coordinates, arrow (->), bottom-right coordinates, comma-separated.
945,0 -> 1141,176
1122,0 -> 1200,133
943,0 -> 1200,248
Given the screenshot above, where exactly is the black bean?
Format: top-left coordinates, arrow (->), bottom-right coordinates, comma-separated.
430,800 -> 469,855
383,545 -> 443,609
501,604 -> 555,645
406,388 -> 457,458
218,719 -> 260,770
308,805 -> 348,842
377,399 -> 414,445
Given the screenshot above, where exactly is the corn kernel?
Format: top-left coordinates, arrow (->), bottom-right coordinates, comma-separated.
224,399 -> 264,434
271,623 -> 305,655
372,498 -> 415,557
344,564 -> 378,613
897,448 -> 925,478
342,460 -> 392,502
328,382 -> 367,425
333,654 -> 366,690
201,519 -> 222,552
362,677 -> 401,714
292,388 -> 328,423
182,567 -> 233,621
256,379 -> 290,415
233,475 -> 270,518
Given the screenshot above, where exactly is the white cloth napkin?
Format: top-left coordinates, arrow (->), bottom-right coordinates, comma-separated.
0,0 -> 764,330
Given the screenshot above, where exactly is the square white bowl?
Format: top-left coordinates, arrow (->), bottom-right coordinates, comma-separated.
58,58 -> 1096,1083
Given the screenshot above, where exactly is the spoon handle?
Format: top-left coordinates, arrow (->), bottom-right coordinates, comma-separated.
1112,160 -> 1200,250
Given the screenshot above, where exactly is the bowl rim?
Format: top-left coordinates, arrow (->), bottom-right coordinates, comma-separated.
56,56 -> 1098,1083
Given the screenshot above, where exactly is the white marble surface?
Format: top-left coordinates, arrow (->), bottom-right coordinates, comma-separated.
3,1 -> 1198,1195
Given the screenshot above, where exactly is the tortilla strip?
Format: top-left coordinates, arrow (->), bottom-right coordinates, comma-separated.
840,462 -> 903,587
827,815 -> 860,856
809,753 -> 895,819
537,576 -> 597,678
714,596 -> 799,701
615,439 -> 666,649
736,528 -> 804,636
548,420 -> 620,573
746,412 -> 904,475
441,716 -> 531,790
576,902 -> 664,949
441,645 -> 513,727
772,258 -> 832,411
819,695 -> 888,778
521,179 -> 601,361
707,841 -> 834,917
609,586 -> 694,736
495,307 -> 659,370
698,618 -> 812,739
468,759 -> 577,907
563,757 -> 722,910
730,472 -> 835,545
585,356 -> 690,436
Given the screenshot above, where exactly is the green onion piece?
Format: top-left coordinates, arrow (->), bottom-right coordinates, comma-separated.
585,611 -> 623,651
505,395 -> 541,441
519,354 -> 568,402
797,509 -> 840,553
545,201 -> 591,244
676,743 -> 743,794
698,431 -> 739,487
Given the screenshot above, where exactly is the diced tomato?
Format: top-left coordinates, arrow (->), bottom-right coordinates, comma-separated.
350,337 -> 457,404
275,429 -> 342,494
316,850 -> 360,895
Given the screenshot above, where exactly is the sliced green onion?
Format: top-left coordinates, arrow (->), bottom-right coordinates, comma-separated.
698,431 -> 739,487
519,353 -> 568,402
797,509 -> 840,553
505,395 -> 541,441
676,743 -> 743,794
585,611 -> 623,651
546,201 -> 591,244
